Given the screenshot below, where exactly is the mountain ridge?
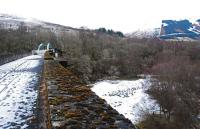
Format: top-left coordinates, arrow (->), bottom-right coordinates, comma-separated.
1,14 -> 200,41
0,14 -> 124,37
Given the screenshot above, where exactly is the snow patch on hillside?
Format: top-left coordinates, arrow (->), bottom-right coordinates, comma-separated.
91,79 -> 158,124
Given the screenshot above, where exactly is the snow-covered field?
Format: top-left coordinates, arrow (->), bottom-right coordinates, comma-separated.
0,55 -> 43,128
91,79 -> 159,124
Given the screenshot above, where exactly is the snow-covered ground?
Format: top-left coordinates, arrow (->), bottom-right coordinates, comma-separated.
0,55 -> 43,128
91,79 -> 159,124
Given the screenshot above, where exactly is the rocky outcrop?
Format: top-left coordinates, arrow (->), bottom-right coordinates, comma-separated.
42,59 -> 136,129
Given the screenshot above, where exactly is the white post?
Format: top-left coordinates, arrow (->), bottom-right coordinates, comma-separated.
47,43 -> 50,50
55,53 -> 58,58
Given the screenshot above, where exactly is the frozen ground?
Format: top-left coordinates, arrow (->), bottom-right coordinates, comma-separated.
0,55 -> 43,128
91,79 -> 159,124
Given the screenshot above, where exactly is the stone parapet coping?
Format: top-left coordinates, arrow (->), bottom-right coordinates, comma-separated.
42,60 -> 136,129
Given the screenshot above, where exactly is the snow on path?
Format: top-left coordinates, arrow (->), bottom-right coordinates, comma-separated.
91,79 -> 159,124
0,55 -> 43,128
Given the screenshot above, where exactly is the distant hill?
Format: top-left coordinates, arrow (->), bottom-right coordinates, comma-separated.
0,14 -> 124,38
1,14 -> 200,41
126,19 -> 200,41
0,14 -> 79,36
126,28 -> 160,39
159,19 -> 200,41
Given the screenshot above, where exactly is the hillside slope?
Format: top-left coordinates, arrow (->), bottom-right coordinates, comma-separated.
160,19 -> 200,41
